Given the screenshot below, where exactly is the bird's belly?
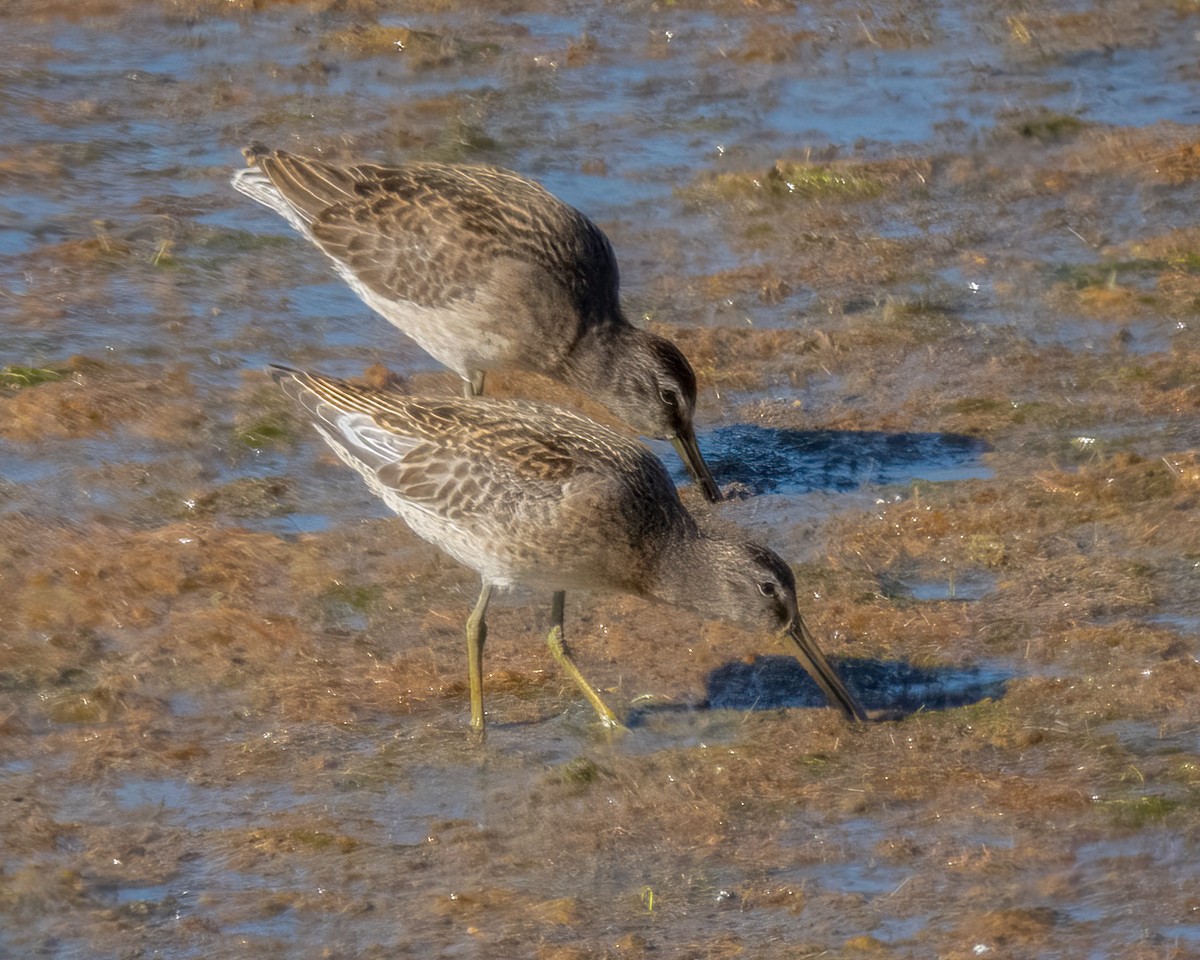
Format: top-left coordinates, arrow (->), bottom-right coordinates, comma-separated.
386,501 -> 524,588
337,262 -> 578,381
385,498 -> 622,594
341,282 -> 488,376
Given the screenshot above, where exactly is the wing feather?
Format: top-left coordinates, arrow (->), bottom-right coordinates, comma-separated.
235,150 -> 620,316
270,365 -> 666,534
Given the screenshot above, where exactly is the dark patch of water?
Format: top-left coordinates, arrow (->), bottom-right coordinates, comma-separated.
702,656 -> 1010,715
689,424 -> 990,495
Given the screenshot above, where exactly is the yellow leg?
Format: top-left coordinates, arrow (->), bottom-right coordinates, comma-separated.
465,583 -> 492,736
546,591 -> 627,731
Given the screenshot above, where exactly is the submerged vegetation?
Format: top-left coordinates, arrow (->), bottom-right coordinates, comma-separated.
0,364 -> 69,389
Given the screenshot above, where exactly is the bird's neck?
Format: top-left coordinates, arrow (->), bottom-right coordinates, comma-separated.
640,525 -> 731,619
555,318 -> 633,394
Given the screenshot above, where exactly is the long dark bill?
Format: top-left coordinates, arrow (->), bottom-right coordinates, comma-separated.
671,429 -> 722,503
785,616 -> 868,722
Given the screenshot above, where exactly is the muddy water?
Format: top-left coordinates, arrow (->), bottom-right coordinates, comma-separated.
4,1 -> 1200,957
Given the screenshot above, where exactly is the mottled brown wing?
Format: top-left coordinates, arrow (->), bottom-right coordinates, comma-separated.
373,438 -> 573,527
271,366 -> 659,521
251,149 -> 363,222
302,163 -> 620,315
309,189 -> 505,308
372,399 -> 582,516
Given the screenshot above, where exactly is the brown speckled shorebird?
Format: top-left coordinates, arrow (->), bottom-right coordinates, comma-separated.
233,147 -> 720,502
271,365 -> 866,735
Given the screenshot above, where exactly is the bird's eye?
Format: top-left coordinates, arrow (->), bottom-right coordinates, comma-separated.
658,389 -> 678,407
758,581 -> 777,598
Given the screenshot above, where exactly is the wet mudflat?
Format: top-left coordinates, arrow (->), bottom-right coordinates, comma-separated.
4,0 -> 1200,956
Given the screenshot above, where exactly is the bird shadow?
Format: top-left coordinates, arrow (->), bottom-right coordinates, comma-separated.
682,425 -> 991,494
624,656 -> 1010,727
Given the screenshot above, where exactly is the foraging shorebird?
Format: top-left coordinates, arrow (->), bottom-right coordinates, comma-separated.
271,365 -> 866,734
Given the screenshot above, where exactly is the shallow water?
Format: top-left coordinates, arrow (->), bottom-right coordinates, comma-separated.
4,1 -> 1200,958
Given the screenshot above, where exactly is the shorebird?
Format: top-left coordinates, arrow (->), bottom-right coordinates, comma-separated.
271,365 -> 866,734
234,146 -> 721,502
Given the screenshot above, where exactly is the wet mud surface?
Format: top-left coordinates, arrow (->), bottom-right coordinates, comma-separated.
4,1 -> 1200,957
